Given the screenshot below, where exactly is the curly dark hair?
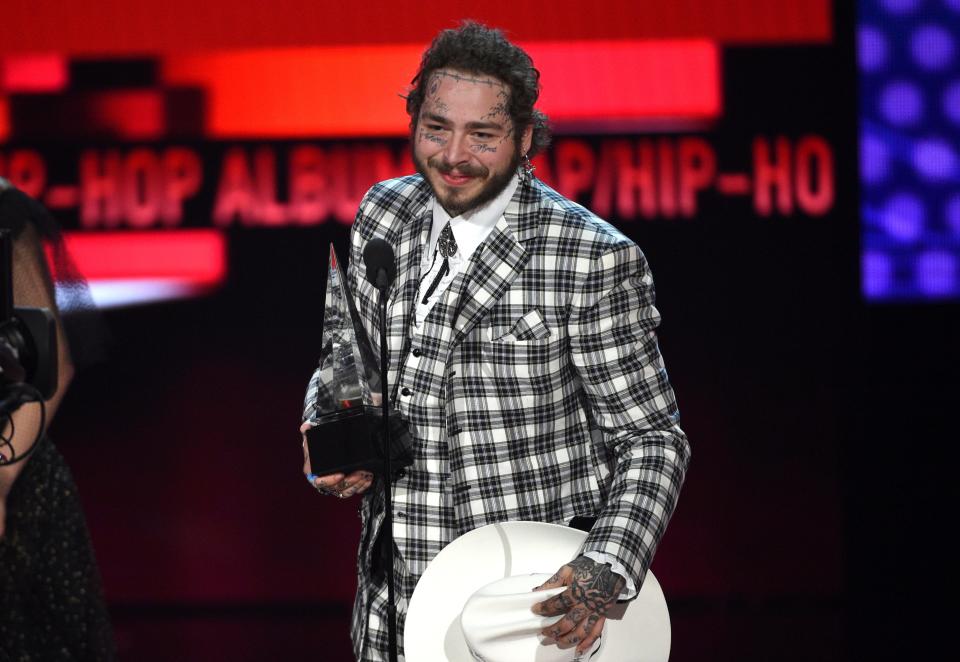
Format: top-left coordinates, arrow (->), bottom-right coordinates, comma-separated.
406,21 -> 551,157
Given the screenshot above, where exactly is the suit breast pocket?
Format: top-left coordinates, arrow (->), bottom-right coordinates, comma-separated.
493,308 -> 552,343
481,309 -> 566,393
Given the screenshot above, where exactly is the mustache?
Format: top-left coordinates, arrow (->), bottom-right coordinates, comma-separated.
427,156 -> 488,178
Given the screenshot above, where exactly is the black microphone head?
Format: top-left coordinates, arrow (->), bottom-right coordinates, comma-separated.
363,238 -> 397,289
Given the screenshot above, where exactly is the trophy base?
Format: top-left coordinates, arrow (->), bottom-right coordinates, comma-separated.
305,406 -> 413,476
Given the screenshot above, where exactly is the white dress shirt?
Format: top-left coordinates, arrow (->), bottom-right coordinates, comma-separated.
413,174 -> 520,330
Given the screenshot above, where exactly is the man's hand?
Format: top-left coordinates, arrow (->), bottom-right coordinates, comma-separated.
301,422 -> 374,498
532,556 -> 626,656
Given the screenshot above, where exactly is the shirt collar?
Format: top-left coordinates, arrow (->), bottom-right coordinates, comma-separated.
429,173 -> 520,259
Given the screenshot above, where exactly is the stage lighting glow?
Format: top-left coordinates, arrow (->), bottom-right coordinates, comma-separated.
858,26 -> 890,71
881,0 -> 921,14
0,55 -> 68,93
162,41 -> 722,137
50,230 -> 227,308
916,250 -> 957,296
79,279 -> 216,309
861,132 -> 891,184
881,193 -> 925,242
945,195 -> 960,235
0,98 -> 8,143
942,80 -> 960,124
911,138 -> 958,181
910,25 -> 956,70
860,0 -> 960,300
863,252 -> 893,298
879,81 -> 925,126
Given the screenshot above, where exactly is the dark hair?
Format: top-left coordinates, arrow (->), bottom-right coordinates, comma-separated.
406,21 -> 551,157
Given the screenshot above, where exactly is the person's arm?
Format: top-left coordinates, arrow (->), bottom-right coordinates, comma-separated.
0,224 -> 74,538
534,239 -> 690,654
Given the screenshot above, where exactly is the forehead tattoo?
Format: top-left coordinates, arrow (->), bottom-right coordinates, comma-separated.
482,88 -> 509,123
427,69 -> 507,92
418,70 -> 519,149
422,70 -> 513,127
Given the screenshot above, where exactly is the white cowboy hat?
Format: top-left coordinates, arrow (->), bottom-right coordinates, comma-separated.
404,521 -> 671,662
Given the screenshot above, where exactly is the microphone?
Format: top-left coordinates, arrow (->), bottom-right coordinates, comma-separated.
363,238 -> 396,290
361,235 -> 401,661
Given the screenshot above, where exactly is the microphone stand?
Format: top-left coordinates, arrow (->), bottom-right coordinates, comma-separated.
374,270 -> 399,662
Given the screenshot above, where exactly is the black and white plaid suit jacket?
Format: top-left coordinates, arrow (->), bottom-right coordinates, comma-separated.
307,171 -> 690,659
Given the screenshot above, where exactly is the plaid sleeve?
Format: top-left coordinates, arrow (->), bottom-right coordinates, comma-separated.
569,239 -> 691,590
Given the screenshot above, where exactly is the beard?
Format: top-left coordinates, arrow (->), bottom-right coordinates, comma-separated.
414,147 -> 521,217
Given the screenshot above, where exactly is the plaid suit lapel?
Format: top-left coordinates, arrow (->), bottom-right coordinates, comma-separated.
451,177 -> 541,345
385,187 -> 432,394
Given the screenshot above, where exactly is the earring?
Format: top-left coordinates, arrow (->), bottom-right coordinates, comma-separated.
521,153 -> 536,181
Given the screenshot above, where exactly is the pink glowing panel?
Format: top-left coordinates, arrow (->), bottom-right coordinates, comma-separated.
51,230 -> 227,308
1,54 -> 68,92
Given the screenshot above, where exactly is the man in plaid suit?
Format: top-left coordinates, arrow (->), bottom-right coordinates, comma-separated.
302,22 -> 690,661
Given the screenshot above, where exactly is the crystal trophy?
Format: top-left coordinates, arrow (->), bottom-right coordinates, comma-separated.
302,244 -> 411,475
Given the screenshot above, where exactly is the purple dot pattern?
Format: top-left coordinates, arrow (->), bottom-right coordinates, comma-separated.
881,193 -> 925,242
917,251 -> 957,296
879,81 -> 924,126
860,0 -> 960,300
861,132 -> 890,183
859,26 -> 889,71
912,138 -> 958,181
911,25 -> 955,69
863,252 -> 893,298
942,80 -> 960,124
945,195 -> 960,235
881,0 -> 922,14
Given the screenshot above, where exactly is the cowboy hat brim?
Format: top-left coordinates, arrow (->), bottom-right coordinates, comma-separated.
404,521 -> 671,662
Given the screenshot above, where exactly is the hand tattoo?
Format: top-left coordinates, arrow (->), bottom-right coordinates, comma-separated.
565,557 -> 625,614
532,557 -> 622,657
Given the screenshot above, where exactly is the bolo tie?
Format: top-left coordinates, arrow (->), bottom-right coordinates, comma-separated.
421,222 -> 458,304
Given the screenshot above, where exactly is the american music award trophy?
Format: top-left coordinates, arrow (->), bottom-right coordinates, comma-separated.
302,245 -> 411,475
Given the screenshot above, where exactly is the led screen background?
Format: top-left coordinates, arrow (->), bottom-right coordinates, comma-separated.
0,2 -> 889,660
860,0 -> 960,300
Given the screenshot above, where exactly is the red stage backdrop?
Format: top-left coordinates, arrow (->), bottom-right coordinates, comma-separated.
0,2 -> 853,660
